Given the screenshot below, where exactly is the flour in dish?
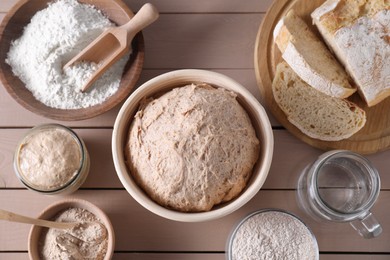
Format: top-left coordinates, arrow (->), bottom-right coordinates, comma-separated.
6,0 -> 130,109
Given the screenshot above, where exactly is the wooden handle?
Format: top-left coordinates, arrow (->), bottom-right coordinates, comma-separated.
0,209 -> 77,229
122,3 -> 159,42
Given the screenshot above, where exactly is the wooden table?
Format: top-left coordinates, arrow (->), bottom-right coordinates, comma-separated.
0,0 -> 389,259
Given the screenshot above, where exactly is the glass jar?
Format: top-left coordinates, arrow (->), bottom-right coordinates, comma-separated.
297,150 -> 382,238
14,124 -> 90,195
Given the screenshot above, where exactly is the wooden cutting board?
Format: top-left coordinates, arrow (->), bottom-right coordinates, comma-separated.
254,0 -> 390,154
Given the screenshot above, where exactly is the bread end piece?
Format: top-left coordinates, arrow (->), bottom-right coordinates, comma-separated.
272,62 -> 366,141
311,1 -> 390,107
274,9 -> 356,99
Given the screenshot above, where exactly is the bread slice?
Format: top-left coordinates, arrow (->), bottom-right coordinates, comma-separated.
312,0 -> 390,106
272,62 -> 366,141
273,9 -> 356,99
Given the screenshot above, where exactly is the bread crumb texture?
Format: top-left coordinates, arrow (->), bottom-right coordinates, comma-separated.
274,10 -> 356,98
272,62 -> 366,141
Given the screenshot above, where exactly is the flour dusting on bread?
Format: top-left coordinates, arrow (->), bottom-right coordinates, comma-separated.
312,0 -> 390,106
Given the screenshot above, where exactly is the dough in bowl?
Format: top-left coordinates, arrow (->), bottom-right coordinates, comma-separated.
125,83 -> 260,212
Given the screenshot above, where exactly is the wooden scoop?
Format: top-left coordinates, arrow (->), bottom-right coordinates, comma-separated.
0,209 -> 79,229
63,3 -> 159,93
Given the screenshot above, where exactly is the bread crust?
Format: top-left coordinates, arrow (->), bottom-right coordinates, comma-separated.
312,0 -> 390,106
274,10 -> 356,99
272,62 -> 366,141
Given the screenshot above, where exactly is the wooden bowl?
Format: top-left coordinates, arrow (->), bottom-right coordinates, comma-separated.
0,0 -> 144,121
28,198 -> 115,260
112,69 -> 274,222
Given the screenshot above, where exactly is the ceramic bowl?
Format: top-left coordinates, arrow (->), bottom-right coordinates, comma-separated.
112,69 -> 274,222
0,0 -> 144,121
28,198 -> 115,260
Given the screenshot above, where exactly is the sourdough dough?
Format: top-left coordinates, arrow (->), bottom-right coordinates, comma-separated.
125,84 -> 260,212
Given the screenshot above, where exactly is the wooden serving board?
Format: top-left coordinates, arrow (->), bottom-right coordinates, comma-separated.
254,0 -> 390,154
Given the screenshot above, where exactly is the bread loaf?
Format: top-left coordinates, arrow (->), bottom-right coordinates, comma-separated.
272,62 -> 366,141
312,0 -> 390,106
274,9 -> 355,98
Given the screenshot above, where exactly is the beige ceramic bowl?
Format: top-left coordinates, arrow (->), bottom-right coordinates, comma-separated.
0,0 -> 144,121
28,198 -> 115,260
112,69 -> 274,222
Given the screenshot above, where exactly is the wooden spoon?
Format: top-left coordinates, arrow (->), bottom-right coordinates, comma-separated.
63,3 -> 159,93
0,209 -> 79,230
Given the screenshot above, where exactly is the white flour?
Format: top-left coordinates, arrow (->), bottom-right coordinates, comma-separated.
230,211 -> 318,260
334,10 -> 390,103
6,0 -> 130,109
39,207 -> 108,260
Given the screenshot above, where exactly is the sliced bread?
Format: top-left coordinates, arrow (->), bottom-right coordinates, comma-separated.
273,9 -> 356,99
312,0 -> 390,106
272,62 -> 366,141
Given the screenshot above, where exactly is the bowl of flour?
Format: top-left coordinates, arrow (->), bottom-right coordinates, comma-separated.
28,198 -> 115,260
227,209 -> 319,260
0,0 -> 144,120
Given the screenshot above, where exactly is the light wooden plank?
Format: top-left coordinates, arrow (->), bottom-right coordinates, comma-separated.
0,1 -> 14,13
123,0 -> 273,13
143,14 -> 263,69
1,252 -> 389,260
0,190 -> 389,253
2,129 -> 390,189
0,253 -> 26,260
0,0 -> 273,13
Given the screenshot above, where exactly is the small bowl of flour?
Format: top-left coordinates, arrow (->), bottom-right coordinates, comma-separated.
0,0 -> 144,120
227,209 -> 319,260
28,198 -> 115,260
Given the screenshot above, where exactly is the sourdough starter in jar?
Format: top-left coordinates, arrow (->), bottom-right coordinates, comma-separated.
14,124 -> 89,194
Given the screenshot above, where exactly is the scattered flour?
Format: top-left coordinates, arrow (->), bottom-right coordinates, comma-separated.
39,207 -> 108,260
230,210 -> 318,260
6,0 -> 130,109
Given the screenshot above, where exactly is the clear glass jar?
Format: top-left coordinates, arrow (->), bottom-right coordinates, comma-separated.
14,124 -> 90,195
297,150 -> 382,238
